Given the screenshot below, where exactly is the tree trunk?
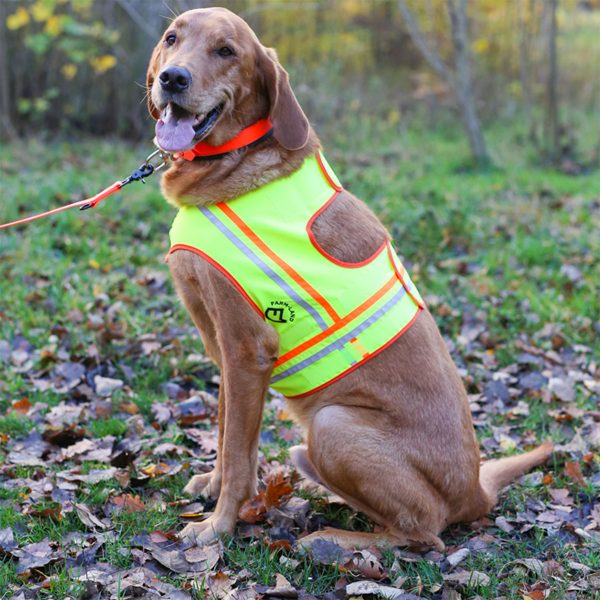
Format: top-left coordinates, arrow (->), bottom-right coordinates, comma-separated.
518,0 -> 536,141
545,0 -> 560,161
397,0 -> 490,166
446,0 -> 489,165
0,0 -> 18,140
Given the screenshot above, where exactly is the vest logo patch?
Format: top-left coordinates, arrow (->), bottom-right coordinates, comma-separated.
265,300 -> 295,324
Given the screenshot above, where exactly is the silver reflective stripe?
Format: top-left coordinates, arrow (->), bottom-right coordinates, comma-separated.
199,207 -> 329,331
272,287 -> 407,383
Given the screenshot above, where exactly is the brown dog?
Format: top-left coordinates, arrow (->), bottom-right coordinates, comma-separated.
146,7 -> 552,550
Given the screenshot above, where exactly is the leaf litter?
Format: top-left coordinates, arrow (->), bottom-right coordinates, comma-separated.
0,189 -> 598,598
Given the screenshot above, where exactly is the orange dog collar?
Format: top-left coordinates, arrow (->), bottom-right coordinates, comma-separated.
175,118 -> 273,161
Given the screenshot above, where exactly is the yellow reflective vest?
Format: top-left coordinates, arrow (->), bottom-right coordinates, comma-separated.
169,153 -> 424,398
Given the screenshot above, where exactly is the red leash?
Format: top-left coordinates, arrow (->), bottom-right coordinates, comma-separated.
0,149 -> 169,230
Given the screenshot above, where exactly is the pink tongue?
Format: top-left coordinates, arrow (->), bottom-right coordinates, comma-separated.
155,107 -> 197,152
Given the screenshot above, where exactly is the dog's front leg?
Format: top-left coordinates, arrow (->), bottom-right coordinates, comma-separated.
180,326 -> 278,546
183,384 -> 226,499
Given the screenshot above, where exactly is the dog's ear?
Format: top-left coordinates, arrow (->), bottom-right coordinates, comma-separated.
257,46 -> 310,151
146,44 -> 162,120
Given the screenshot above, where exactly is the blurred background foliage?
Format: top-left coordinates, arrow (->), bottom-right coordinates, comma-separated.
0,0 -> 599,166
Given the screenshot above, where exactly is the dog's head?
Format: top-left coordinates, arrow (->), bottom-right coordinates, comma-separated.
147,7 -> 309,154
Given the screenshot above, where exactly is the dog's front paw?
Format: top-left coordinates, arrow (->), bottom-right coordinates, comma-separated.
183,471 -> 221,499
179,516 -> 232,546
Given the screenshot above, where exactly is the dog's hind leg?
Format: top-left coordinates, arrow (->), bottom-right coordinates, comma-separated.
298,404 -> 448,551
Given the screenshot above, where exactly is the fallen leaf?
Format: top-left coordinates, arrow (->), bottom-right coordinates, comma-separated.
118,401 -> 139,414
447,547 -> 471,567
0,527 -> 17,554
58,467 -> 117,485
494,516 -> 514,533
74,503 -> 108,531
239,469 -> 293,523
140,462 -> 173,477
548,377 -> 576,402
548,488 -> 573,506
265,470 -> 294,507
13,539 -> 59,574
94,375 -> 124,397
564,461 -> 586,486
443,569 -> 490,587
260,573 -> 297,598
111,494 -> 146,513
512,558 -> 545,577
24,504 -> 62,522
347,549 -> 386,580
12,397 -> 31,414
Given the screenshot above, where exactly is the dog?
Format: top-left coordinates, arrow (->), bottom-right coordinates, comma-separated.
146,7 -> 552,550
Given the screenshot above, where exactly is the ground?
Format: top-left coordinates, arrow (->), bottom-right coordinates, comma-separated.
0,120 -> 598,599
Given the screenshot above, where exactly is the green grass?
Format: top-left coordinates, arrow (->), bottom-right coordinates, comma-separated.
222,537 -> 341,595
0,412 -> 32,437
88,417 -> 129,439
0,115 -> 598,597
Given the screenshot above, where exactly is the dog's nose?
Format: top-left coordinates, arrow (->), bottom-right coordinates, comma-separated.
158,66 -> 192,93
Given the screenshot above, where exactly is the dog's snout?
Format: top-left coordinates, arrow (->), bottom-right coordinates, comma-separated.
159,66 -> 192,93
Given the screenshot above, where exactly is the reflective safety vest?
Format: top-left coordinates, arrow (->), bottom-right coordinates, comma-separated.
169,152 -> 424,398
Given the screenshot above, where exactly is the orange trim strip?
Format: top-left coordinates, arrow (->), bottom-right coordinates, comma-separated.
285,307 -> 423,399
386,243 -> 425,309
274,274 -> 398,368
216,203 -> 341,322
306,191 -> 388,269
316,151 -> 342,192
169,243 -> 264,318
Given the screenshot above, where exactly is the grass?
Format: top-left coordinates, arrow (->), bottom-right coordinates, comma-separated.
0,113 -> 599,598
88,417 -> 129,439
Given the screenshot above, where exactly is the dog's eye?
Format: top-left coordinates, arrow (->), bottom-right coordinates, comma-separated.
165,33 -> 177,47
217,46 -> 234,57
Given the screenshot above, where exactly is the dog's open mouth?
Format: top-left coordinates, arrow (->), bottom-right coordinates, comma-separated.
155,102 -> 224,153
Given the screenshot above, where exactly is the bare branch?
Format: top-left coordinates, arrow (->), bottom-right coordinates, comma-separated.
114,0 -> 160,40
396,0 -> 453,87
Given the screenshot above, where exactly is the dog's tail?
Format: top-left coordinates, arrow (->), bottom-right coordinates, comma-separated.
479,441 -> 554,506
450,441 -> 553,525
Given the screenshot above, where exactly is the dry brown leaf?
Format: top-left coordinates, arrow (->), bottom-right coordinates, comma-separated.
521,590 -> 545,600
140,462 -> 172,477
12,397 -> 31,414
239,495 -> 267,524
111,494 -> 146,513
264,470 -> 294,508
548,488 -> 572,506
24,505 -> 62,522
564,461 -> 586,486
149,530 -> 179,543
542,473 -> 554,485
201,571 -> 234,598
347,549 -> 386,580
119,401 -> 139,415
443,569 -> 491,587
262,573 -> 297,598
239,470 -> 293,523
74,503 -> 107,530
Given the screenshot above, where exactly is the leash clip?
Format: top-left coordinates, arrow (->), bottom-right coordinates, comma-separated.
144,148 -> 170,173
120,148 -> 170,188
